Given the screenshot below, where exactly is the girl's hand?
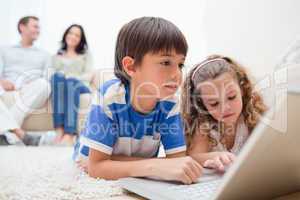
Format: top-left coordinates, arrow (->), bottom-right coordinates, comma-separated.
203,152 -> 236,172
151,156 -> 203,185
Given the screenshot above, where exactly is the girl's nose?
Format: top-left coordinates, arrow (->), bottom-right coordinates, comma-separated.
219,99 -> 228,112
222,102 -> 231,113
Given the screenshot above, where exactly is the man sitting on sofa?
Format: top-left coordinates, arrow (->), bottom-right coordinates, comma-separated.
0,16 -> 51,145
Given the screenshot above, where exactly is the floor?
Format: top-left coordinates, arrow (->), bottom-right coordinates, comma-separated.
1,146 -> 299,200
0,146 -> 126,200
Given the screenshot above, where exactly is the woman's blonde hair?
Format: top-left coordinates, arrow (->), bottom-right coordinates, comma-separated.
181,55 -> 267,148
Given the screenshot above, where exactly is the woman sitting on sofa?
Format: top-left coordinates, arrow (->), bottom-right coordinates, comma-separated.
51,24 -> 93,146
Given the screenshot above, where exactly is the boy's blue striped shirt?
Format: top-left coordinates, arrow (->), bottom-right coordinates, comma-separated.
73,78 -> 186,160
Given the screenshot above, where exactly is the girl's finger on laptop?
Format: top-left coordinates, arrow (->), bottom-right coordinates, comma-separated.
213,157 -> 225,172
220,154 -> 231,165
203,159 -> 214,168
227,153 -> 236,162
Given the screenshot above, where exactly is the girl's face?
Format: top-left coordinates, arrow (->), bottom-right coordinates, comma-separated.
66,26 -> 82,49
197,72 -> 243,125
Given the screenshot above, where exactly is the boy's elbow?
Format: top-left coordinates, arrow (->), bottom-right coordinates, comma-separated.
88,170 -> 118,180
87,167 -> 99,179
87,162 -> 118,180
87,164 -> 105,179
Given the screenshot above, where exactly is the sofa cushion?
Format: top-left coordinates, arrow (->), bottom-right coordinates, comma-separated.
1,91 -> 92,132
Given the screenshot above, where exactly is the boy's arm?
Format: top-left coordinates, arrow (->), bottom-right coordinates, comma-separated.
88,149 -> 202,184
111,149 -> 186,161
89,149 -> 161,179
111,155 -> 145,161
166,151 -> 186,158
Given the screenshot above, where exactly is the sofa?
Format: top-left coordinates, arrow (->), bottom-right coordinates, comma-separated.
1,69 -> 115,133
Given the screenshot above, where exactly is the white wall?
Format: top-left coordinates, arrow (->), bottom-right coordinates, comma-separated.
202,0 -> 300,79
0,0 -> 46,46
201,0 -> 300,131
1,0 -> 300,79
0,0 -> 207,69
0,0 -> 11,45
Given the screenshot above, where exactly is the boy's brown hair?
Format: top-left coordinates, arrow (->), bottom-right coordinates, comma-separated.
114,17 -> 188,85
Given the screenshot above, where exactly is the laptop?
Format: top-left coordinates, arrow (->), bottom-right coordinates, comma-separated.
118,91 -> 300,200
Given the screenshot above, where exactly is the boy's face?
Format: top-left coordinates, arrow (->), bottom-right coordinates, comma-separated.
132,50 -> 185,99
198,72 -> 243,125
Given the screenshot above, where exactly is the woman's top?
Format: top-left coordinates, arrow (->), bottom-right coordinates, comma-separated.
51,51 -> 93,87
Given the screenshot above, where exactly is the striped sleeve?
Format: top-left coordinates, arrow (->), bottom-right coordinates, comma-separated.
80,104 -> 118,155
159,103 -> 186,155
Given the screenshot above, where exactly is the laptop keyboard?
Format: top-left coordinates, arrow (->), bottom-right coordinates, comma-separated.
167,179 -> 222,200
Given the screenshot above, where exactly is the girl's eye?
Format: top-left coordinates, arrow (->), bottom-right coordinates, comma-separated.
210,102 -> 219,107
228,95 -> 236,100
160,61 -> 171,66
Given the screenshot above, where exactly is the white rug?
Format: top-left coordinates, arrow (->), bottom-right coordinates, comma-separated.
0,146 -> 124,200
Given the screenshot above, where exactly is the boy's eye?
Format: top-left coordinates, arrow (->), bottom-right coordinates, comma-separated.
160,61 -> 171,66
178,63 -> 185,69
228,95 -> 236,100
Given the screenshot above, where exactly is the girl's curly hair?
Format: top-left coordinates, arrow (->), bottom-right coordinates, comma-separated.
181,55 -> 267,148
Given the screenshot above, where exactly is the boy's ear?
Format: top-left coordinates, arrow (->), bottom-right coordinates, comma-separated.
122,56 -> 135,77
